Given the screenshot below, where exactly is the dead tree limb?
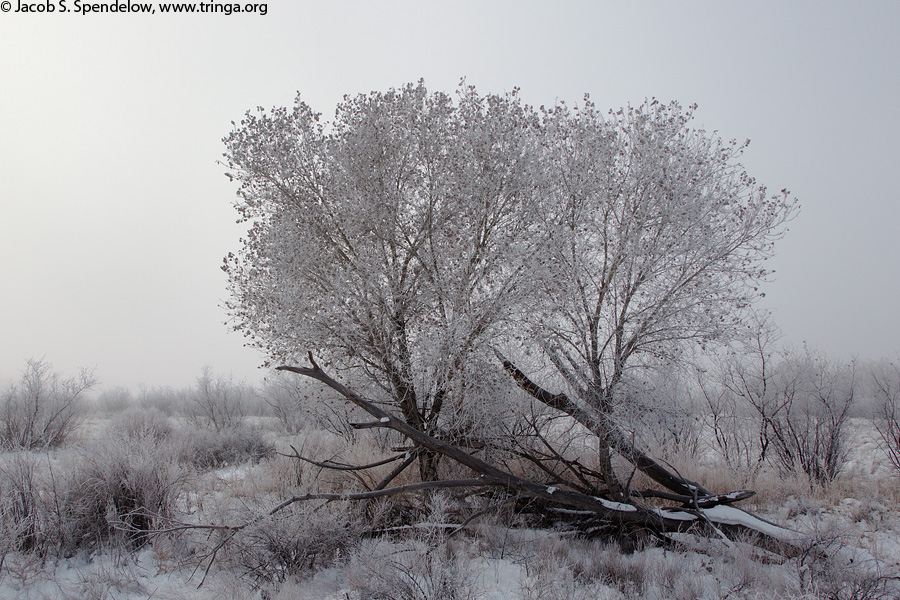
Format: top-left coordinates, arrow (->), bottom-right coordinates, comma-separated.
495,350 -> 710,497
276,355 -> 806,554
282,446 -> 408,472
632,489 -> 756,508
373,449 -> 419,491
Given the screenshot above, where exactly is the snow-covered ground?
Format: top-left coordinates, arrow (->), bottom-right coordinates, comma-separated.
2,414 -> 898,599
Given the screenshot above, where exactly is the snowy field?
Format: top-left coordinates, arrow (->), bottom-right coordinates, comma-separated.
1,399 -> 899,600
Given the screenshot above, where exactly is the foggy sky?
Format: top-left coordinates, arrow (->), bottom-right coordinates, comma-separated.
1,1 -> 898,393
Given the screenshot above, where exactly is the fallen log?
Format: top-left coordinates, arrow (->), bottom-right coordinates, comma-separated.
276,354 -> 807,555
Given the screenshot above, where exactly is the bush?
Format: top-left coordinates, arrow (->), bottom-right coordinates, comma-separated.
136,385 -> 184,416
108,406 -> 174,441
60,432 -> 187,551
186,367 -> 250,431
0,451 -> 47,554
700,331 -> 857,487
0,358 -> 95,449
221,500 -> 362,586
872,359 -> 900,475
0,429 -> 186,557
91,386 -> 134,416
767,351 -> 857,487
178,424 -> 273,470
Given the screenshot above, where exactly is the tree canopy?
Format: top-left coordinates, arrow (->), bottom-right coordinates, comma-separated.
223,81 -> 797,483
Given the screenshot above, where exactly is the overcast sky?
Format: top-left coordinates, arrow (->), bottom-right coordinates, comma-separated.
1,1 -> 898,393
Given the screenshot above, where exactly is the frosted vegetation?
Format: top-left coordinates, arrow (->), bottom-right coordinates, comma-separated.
0,356 -> 899,598
2,83 -> 899,597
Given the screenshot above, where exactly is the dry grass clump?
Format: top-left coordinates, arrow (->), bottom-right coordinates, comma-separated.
108,406 -> 174,441
211,499 -> 363,587
347,535 -> 479,600
345,495 -> 479,600
0,429 -> 187,559
177,424 -> 274,470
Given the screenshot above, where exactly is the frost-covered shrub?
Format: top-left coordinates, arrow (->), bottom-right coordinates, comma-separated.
186,367 -> 250,431
220,500 -> 362,585
177,424 -> 273,470
0,359 -> 95,449
108,406 -> 174,441
348,536 -> 478,600
0,451 -> 47,554
61,432 -> 186,551
92,386 -> 134,416
872,359 -> 900,476
0,430 -> 186,556
136,385 -> 184,416
701,337 -> 858,487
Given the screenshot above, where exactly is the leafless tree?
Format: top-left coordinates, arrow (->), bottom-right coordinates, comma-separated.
187,366 -> 249,431
871,358 -> 900,474
0,358 -> 95,449
767,351 -> 856,486
696,317 -> 790,482
699,322 -> 857,487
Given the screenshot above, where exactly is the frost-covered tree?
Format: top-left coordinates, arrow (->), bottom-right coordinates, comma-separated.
219,83 -> 828,556
872,358 -> 900,475
223,82 -> 544,479
223,82 -> 797,490
187,366 -> 249,431
506,98 -> 798,496
1,358 -> 95,449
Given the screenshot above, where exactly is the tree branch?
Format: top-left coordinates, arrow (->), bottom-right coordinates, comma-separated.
282,445 -> 407,472
495,351 -> 710,496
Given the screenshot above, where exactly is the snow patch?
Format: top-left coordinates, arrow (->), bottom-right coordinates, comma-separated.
703,505 -> 806,544
594,497 -> 638,512
212,464 -> 251,482
652,508 -> 698,521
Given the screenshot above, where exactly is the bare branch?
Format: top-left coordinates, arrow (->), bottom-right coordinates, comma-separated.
495,351 -> 710,496
282,445 -> 407,472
